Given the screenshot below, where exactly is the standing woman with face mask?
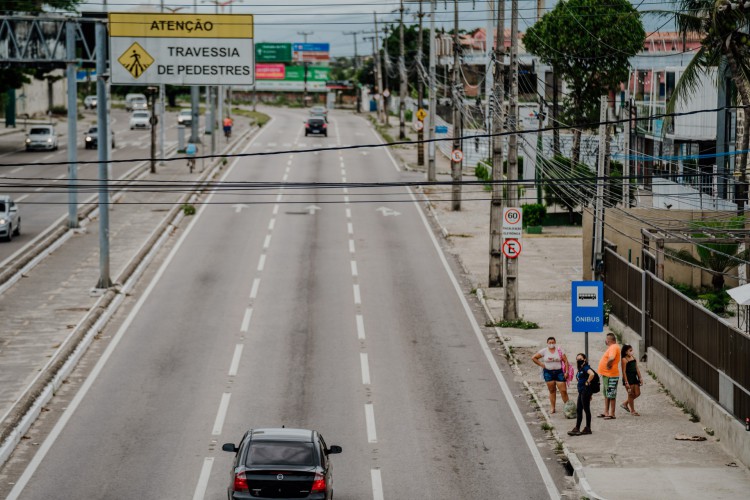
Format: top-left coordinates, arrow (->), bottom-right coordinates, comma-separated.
569,353 -> 596,436
532,336 -> 570,414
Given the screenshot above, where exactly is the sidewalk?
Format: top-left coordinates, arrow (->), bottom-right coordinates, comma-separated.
375,112 -> 750,499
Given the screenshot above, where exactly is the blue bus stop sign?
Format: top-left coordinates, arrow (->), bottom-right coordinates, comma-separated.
571,281 -> 604,333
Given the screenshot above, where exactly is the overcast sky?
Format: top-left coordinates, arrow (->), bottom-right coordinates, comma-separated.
81,1 -> 673,58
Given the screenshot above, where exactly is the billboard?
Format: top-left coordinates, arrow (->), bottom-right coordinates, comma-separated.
292,42 -> 330,63
254,65 -> 330,92
256,43 -> 292,63
256,63 -> 286,79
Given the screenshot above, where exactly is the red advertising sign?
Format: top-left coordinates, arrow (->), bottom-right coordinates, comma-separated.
256,63 -> 286,80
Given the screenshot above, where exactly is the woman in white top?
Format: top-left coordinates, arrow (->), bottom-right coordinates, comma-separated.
532,336 -> 570,414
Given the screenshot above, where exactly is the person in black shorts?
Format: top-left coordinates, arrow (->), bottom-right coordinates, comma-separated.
620,344 -> 643,416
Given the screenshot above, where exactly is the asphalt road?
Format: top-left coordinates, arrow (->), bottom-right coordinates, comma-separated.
0,107 -> 185,262
4,107 -> 563,499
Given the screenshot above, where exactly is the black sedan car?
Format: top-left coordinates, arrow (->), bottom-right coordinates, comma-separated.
84,126 -> 115,149
222,427 -> 342,500
304,118 -> 327,137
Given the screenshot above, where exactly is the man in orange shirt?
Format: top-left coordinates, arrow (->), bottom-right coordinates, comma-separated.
597,332 -> 621,419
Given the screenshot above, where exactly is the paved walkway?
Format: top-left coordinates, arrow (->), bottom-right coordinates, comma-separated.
376,113 -> 750,499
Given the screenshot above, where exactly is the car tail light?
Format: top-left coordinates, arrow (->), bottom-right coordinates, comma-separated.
322,123 -> 327,128
311,472 -> 326,493
233,469 -> 249,492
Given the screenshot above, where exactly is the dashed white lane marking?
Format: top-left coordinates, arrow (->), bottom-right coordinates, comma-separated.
356,314 -> 366,340
343,187 -> 349,194
347,222 -> 353,235
360,353 -> 371,385
353,284 -> 361,305
192,458 -> 214,500
41,153 -> 55,160
282,173 -> 288,181
364,404 -> 377,443
287,160 -> 292,166
10,167 -> 23,174
371,469 -> 384,500
341,169 -> 346,175
16,194 -> 29,202
263,234 -> 272,249
257,254 -> 266,271
34,186 -> 44,192
344,195 -> 350,203
351,260 -> 358,277
229,344 -> 244,377
346,208 -> 351,218
212,393 -> 232,435
276,193 -> 283,202
268,219 -> 275,231
342,176 -> 347,183
240,308 -> 253,333
249,278 -> 261,299
273,204 -> 279,215
349,240 -> 355,254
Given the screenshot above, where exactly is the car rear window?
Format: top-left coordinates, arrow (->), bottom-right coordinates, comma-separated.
29,128 -> 51,135
309,119 -> 324,125
246,442 -> 315,466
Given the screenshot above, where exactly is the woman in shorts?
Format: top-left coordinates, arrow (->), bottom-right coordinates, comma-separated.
532,336 -> 570,414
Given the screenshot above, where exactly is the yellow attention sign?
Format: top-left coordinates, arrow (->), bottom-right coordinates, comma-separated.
109,13 -> 254,39
118,42 -> 154,78
416,108 -> 427,121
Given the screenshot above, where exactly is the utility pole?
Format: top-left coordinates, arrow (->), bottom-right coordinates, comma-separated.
593,95 -> 607,280
623,96 -> 633,207
374,13 -> 385,123
344,30 -> 361,69
484,0 -> 495,146
451,0 -> 462,211
488,0 -> 506,287
535,0 -> 544,205
503,0 -> 519,320
190,1 -> 200,145
65,20 -> 78,229
95,22 -> 111,289
298,31 -> 313,43
416,1 -> 425,166
427,0 -> 437,181
383,25 -> 391,126
399,0 -> 407,140
298,31 -> 313,107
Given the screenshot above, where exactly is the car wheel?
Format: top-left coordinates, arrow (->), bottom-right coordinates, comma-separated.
13,220 -> 20,236
6,226 -> 12,242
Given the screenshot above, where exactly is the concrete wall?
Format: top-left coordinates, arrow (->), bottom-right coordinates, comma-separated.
17,70 -> 67,117
649,349 -> 750,469
582,207 -> 741,289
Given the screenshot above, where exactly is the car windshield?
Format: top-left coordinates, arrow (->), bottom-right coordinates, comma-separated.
246,442 -> 315,466
88,127 -> 97,133
0,202 -> 5,212
180,110 -> 191,116
29,128 -> 51,135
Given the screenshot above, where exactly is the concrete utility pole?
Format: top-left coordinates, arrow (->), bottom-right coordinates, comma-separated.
298,31 -> 314,107
382,25 -> 391,126
503,0 -> 519,320
298,31 -> 313,43
489,0 -> 506,287
535,0 -> 544,205
398,0 -> 407,140
95,22 -> 111,289
373,13 -> 385,123
451,0 -> 462,211
484,0 -> 495,141
65,20 -> 78,229
624,96 -> 633,207
416,1 -> 425,166
427,0 -> 437,181
344,30 -> 361,68
593,95 -> 607,280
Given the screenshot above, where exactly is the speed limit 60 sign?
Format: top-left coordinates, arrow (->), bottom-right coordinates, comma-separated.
502,207 -> 523,238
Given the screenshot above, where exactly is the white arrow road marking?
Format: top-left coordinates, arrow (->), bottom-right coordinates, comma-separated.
233,204 -> 249,213
376,207 -> 401,217
306,205 -> 321,214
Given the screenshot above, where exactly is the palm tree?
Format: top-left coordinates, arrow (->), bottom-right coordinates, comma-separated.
665,1 -> 750,211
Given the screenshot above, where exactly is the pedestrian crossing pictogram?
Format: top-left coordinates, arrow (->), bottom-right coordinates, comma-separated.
118,42 -> 154,78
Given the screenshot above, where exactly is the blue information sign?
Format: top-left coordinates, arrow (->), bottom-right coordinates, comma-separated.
571,281 -> 604,333
435,125 -> 448,134
293,43 -> 330,52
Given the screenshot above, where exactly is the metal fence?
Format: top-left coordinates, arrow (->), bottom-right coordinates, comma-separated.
603,247 -> 750,423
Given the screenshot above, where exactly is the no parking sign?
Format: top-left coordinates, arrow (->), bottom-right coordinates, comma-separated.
502,239 -> 522,259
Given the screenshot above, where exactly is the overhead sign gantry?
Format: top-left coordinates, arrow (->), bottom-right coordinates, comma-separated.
108,13 -> 254,85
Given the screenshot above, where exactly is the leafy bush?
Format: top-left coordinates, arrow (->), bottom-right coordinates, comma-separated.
405,109 -> 413,121
698,290 -> 731,315
522,203 -> 546,227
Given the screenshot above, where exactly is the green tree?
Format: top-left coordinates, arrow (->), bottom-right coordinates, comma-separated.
663,1 -> 750,212
665,218 -> 750,291
542,155 -> 595,219
524,0 -> 645,164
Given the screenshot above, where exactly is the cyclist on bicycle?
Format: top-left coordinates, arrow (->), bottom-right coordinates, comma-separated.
222,116 -> 233,140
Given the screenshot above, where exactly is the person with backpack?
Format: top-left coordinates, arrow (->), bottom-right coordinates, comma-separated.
568,353 -> 598,436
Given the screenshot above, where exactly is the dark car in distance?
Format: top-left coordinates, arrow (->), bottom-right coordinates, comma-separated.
222,427 -> 342,500
304,118 -> 327,137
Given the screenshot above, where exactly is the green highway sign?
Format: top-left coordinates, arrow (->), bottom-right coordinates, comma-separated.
284,66 -> 330,82
256,43 -> 292,62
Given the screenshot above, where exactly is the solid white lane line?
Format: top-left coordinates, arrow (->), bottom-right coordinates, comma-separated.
257,254 -> 266,272
229,344 -> 244,377
240,308 -> 253,332
268,218 -> 275,231
346,208 -> 351,219
273,204 -> 279,215
250,278 -> 261,299
349,240 -> 355,254
347,222 -> 353,235
371,469 -> 384,500
364,404 -> 377,443
356,314 -> 366,340
192,458 -> 214,500
353,284 -> 361,305
351,260 -> 358,277
263,234 -> 272,249
212,393 -> 232,435
360,353 -> 371,385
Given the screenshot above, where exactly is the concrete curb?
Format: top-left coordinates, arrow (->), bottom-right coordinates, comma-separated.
415,183 -> 606,500
0,125 -> 259,467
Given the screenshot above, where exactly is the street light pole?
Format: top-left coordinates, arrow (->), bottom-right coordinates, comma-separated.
451,0 -> 461,211
398,0 -> 407,140
297,31 -> 314,106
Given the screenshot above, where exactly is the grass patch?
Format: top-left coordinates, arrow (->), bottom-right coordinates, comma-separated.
649,371 -> 700,422
492,318 -> 540,329
181,203 -> 196,216
233,109 -> 271,127
541,422 -> 554,432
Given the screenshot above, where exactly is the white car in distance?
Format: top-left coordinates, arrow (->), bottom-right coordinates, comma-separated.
129,111 -> 151,130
